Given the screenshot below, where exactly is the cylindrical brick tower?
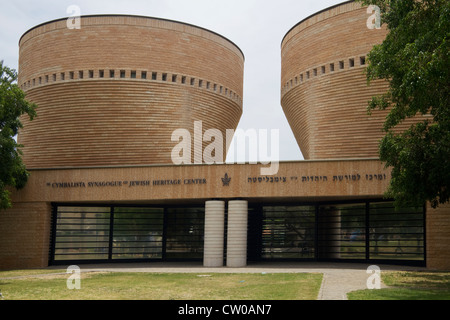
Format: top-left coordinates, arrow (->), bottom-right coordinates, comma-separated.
18,15 -> 244,168
281,1 -> 392,160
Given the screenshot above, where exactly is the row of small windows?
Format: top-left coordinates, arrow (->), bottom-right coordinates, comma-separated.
283,56 -> 367,93
21,69 -> 242,104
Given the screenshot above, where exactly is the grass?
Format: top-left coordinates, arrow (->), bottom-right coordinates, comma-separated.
348,271 -> 450,300
4,268 -> 449,301
0,270 -> 323,300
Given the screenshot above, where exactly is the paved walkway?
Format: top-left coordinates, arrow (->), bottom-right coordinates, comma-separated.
50,262 -> 425,300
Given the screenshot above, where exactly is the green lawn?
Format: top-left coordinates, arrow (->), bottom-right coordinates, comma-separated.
348,271 -> 450,300
0,270 -> 323,300
3,269 -> 450,300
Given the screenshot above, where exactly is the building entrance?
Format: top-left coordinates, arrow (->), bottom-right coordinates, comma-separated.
50,201 -> 425,266
247,201 -> 425,266
50,205 -> 205,264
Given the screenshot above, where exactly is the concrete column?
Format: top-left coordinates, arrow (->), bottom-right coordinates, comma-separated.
203,200 -> 225,267
227,200 -> 248,267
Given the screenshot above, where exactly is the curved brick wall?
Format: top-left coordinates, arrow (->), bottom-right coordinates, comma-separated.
281,1 -> 397,160
18,15 -> 244,168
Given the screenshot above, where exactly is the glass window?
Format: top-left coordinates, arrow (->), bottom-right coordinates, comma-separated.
165,207 -> 204,259
349,58 -> 355,67
112,207 -> 164,260
50,202 -> 424,265
53,206 -> 111,261
360,56 -> 366,65
369,203 -> 424,261
318,204 -> 366,260
261,206 -> 316,259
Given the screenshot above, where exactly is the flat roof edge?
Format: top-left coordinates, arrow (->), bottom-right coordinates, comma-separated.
19,14 -> 245,61
281,0 -> 355,47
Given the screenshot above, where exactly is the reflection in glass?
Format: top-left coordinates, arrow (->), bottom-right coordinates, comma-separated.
369,203 -> 424,261
165,207 -> 204,259
261,206 -> 315,259
54,207 -> 110,260
112,207 -> 164,260
318,204 -> 366,260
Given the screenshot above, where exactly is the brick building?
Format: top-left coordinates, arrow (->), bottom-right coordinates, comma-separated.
1,1 -> 449,270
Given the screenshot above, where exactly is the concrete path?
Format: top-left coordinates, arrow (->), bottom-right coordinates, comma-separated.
51,262 -> 424,300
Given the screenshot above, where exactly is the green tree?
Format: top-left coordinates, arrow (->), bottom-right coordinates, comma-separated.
0,61 -> 37,210
359,0 -> 450,208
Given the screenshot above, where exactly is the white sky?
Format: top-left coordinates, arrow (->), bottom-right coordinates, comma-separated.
0,0 -> 346,162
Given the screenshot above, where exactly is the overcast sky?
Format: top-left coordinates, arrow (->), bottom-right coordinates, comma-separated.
0,0 -> 346,162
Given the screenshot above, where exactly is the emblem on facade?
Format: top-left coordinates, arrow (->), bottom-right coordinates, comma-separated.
221,173 -> 231,186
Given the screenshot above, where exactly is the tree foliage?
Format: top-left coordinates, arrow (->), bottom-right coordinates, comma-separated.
0,61 -> 37,210
359,0 -> 450,208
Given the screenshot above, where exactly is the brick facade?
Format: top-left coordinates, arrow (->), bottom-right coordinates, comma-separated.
280,1 -> 450,270
1,5 -> 448,271
1,159 -> 392,270
427,203 -> 450,270
18,15 -> 244,168
281,1 -> 426,160
0,202 -> 51,269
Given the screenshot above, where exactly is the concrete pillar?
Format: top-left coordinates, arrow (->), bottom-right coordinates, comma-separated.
203,200 -> 225,267
227,200 -> 248,267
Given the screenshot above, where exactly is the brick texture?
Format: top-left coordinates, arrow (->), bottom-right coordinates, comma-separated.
281,2 -> 428,160
280,2 -> 450,270
18,15 -> 244,168
4,8 -> 448,271
0,202 -> 51,269
427,203 -> 450,270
